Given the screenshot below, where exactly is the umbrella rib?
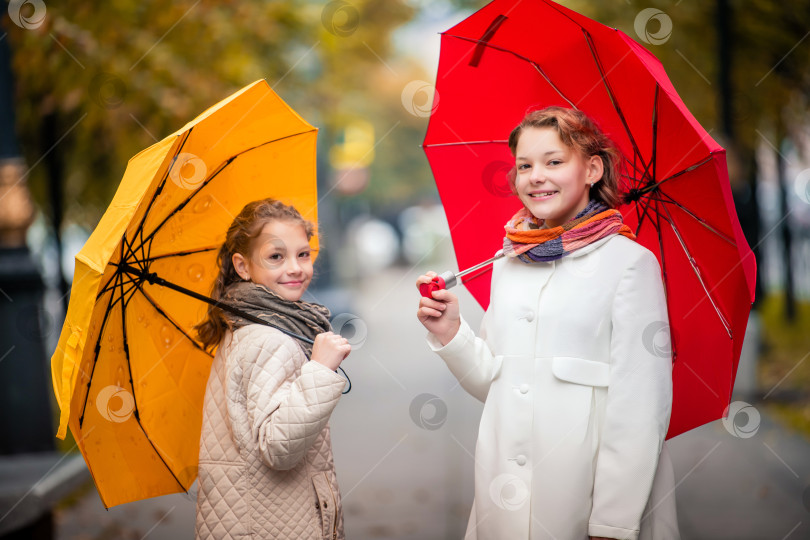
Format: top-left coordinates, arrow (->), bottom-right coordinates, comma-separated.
96,273 -> 138,300
651,84 -> 659,186
78,276 -> 139,427
630,84 -> 661,188
144,228 -> 156,279
122,232 -> 146,273
633,194 -> 656,238
440,32 -> 577,108
138,246 -> 219,263
620,155 -> 645,186
652,196 -> 678,363
116,263 -> 315,345
79,267 -> 123,428
619,171 -> 641,193
130,129 -> 315,257
130,129 -> 194,257
130,157 -> 233,256
581,28 -> 646,175
656,191 -> 738,246
134,284 -> 211,355
108,280 -> 140,313
658,202 -> 733,338
119,278 -> 187,494
126,220 -> 149,276
97,232 -> 138,300
633,198 -> 643,233
528,63 -> 577,109
640,154 -> 715,194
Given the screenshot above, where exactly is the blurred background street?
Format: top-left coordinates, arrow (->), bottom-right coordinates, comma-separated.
2,0 -> 810,539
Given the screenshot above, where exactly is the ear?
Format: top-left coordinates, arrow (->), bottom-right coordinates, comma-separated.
586,154 -> 604,185
231,253 -> 250,281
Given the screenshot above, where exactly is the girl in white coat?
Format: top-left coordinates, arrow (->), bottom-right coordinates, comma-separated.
417,107 -> 680,540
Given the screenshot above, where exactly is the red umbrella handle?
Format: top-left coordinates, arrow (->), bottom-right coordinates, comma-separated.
419,271 -> 458,298
419,275 -> 447,298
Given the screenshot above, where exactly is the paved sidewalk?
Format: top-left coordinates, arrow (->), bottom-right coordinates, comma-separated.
667,407 -> 810,539
50,262 -> 810,539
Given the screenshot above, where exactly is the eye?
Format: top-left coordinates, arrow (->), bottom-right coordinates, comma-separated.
299,251 -> 311,259
548,159 -> 562,166
517,163 -> 530,171
268,253 -> 283,261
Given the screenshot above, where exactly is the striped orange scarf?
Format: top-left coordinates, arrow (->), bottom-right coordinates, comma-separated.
503,199 -> 636,262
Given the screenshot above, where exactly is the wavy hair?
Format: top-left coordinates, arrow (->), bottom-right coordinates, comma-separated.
194,198 -> 316,352
507,106 -> 622,209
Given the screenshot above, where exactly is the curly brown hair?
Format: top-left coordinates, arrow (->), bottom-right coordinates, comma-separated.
507,106 -> 622,209
194,198 -> 316,352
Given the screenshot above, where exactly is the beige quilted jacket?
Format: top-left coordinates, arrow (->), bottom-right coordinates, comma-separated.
195,324 -> 347,539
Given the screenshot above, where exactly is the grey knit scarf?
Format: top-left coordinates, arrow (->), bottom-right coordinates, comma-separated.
220,280 -> 332,358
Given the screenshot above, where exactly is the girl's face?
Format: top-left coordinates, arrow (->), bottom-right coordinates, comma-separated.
232,220 -> 314,302
514,127 -> 603,227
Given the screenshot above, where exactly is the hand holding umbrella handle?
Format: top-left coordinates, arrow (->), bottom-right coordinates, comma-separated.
419,252 -> 505,298
419,271 -> 458,298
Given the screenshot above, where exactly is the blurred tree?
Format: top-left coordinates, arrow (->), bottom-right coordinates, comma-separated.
4,0 -> 420,230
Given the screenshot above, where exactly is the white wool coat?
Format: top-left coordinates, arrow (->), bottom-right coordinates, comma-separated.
196,324 -> 347,539
428,234 -> 680,540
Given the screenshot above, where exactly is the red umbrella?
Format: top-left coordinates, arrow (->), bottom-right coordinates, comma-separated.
422,0 -> 756,439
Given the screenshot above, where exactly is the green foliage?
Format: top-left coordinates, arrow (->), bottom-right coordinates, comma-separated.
758,293 -> 810,438
759,292 -> 810,392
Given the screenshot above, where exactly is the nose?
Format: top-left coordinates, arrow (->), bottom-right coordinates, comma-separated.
285,256 -> 303,275
529,164 -> 545,183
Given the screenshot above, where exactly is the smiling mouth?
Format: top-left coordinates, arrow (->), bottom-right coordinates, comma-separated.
280,281 -> 303,286
529,191 -> 557,199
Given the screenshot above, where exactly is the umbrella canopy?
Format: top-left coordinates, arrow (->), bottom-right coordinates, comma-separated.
50,79 -> 319,507
422,0 -> 756,439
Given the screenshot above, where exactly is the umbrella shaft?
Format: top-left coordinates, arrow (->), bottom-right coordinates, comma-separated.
456,251 -> 505,280
117,264 -> 315,345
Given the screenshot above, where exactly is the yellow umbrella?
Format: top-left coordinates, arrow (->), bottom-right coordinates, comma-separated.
50,79 -> 320,508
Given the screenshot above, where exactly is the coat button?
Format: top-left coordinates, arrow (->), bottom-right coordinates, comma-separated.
315,501 -> 320,509
516,455 -> 527,466
525,311 -> 535,322
519,384 -> 529,394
